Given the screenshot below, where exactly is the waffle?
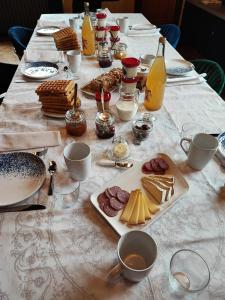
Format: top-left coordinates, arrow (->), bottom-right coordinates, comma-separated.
36,80 -> 75,115
52,27 -> 80,51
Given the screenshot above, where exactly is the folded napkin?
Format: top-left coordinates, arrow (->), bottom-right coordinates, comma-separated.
37,20 -> 66,28
24,49 -> 64,63
0,131 -> 61,152
128,28 -> 160,37
166,74 -> 206,86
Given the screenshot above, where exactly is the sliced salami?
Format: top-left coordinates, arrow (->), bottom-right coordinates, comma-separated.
97,192 -> 109,210
157,158 -> 169,170
109,197 -> 125,211
117,190 -> 130,203
103,204 -> 118,217
105,189 -> 112,199
150,158 -> 164,172
107,186 -> 122,197
142,165 -> 153,174
143,161 -> 153,171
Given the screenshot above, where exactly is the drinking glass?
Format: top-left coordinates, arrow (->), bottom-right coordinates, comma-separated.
66,50 -> 81,80
169,249 -> 210,296
53,171 -> 80,209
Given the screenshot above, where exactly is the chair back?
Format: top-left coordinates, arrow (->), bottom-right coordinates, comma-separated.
159,24 -> 181,48
191,59 -> 225,95
8,26 -> 33,59
0,62 -> 17,97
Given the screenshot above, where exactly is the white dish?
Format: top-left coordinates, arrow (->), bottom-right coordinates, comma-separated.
217,132 -> 225,161
42,111 -> 65,119
166,59 -> 194,76
90,153 -> 189,236
21,61 -> 59,79
0,152 -> 46,207
37,26 -> 60,36
132,24 -> 156,31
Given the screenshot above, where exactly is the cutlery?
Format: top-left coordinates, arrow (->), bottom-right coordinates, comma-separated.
14,79 -> 47,83
0,204 -> 46,213
167,73 -> 207,83
97,159 -> 133,169
48,160 -> 57,195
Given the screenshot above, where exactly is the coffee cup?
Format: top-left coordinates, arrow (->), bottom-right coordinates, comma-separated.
108,231 -> 157,283
64,142 -> 91,181
180,133 -> 218,170
69,17 -> 80,31
116,17 -> 129,34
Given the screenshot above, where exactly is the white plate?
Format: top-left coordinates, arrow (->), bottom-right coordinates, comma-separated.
90,153 -> 189,236
166,59 -> 194,76
21,61 -> 59,79
0,152 -> 46,207
132,24 -> 156,31
37,26 -> 60,36
42,111 -> 65,119
217,132 -> 225,160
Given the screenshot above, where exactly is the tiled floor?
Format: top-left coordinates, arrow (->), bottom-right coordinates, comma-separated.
0,39 -> 19,65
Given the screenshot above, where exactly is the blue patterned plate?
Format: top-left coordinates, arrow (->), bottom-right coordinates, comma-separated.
21,61 -> 59,79
166,59 -> 194,76
0,152 -> 46,207
217,132 -> 225,161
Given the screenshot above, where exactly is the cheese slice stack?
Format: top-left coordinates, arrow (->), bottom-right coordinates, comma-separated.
120,189 -> 159,225
141,175 -> 175,204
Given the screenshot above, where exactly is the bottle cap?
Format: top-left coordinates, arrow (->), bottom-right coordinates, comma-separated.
95,26 -> 109,31
110,25 -> 120,31
95,91 -> 111,102
96,13 -> 107,19
122,76 -> 138,83
122,57 -> 140,68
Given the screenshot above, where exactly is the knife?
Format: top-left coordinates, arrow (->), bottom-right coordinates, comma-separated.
0,204 -> 46,213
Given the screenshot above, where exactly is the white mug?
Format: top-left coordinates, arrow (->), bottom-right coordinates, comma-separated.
64,142 -> 91,181
66,50 -> 81,74
180,133 -> 218,170
116,17 -> 129,34
108,231 -> 157,283
69,17 -> 80,31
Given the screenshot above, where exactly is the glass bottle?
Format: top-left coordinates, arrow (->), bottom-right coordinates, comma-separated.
144,37 -> 167,111
98,40 -> 113,68
82,2 -> 95,56
116,88 -> 139,121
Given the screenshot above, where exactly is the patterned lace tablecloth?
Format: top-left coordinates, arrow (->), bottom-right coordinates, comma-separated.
0,13 -> 225,300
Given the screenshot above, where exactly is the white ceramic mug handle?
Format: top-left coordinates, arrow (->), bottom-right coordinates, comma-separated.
116,18 -> 120,26
107,263 -> 124,283
180,138 -> 192,155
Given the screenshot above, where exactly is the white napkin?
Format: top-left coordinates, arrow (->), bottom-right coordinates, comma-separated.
24,49 -> 64,63
128,28 -> 160,37
166,75 -> 206,86
0,131 -> 61,152
37,20 -> 66,28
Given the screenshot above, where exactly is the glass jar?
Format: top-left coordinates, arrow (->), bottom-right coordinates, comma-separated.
110,135 -> 130,161
95,111 -> 115,139
95,91 -> 111,112
132,113 -> 154,144
116,88 -> 139,121
98,40 -> 113,68
114,42 -> 127,60
65,109 -> 87,137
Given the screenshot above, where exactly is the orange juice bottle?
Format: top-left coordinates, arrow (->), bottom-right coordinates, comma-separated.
144,37 -> 166,111
82,2 -> 95,56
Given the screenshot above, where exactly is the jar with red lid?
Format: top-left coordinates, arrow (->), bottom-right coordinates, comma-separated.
95,111 -> 115,139
95,90 -> 111,111
95,26 -> 108,39
122,57 -> 140,78
110,25 -> 120,38
98,40 -> 113,68
110,37 -> 120,51
121,76 -> 138,93
65,109 -> 87,137
96,13 -> 107,27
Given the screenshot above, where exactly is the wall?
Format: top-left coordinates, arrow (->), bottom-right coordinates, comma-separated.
63,0 -> 135,12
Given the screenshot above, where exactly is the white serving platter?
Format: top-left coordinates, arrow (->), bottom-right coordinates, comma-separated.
37,26 -> 60,36
90,153 -> 189,236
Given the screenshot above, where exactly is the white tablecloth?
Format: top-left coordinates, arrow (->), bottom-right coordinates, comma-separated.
0,13 -> 225,300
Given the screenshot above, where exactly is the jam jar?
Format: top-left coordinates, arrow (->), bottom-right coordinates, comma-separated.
95,111 -> 115,139
65,109 -> 87,137
98,41 -> 113,68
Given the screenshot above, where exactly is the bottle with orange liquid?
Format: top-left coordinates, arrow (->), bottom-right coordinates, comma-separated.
144,37 -> 166,111
82,2 -> 95,56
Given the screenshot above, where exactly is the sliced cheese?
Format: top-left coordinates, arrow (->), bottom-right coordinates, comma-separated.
128,191 -> 141,225
143,193 -> 160,214
138,193 -> 146,224
142,193 -> 152,220
142,178 -> 167,204
148,175 -> 175,195
145,177 -> 173,201
120,190 -> 138,222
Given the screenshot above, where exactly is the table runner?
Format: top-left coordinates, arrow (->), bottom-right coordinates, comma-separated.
0,13 -> 225,300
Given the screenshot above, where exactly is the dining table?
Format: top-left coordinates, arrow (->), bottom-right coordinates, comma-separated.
0,12 -> 225,300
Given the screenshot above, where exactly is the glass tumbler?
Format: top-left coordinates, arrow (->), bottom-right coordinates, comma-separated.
53,171 -> 80,209
169,249 -> 210,296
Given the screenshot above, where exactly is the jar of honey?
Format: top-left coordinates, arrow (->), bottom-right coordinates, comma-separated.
114,42 -> 127,60
65,109 -> 87,137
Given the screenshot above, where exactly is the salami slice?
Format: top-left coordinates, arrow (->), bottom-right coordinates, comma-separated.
107,186 -> 122,197
142,165 -> 153,174
157,158 -> 169,170
117,190 -> 130,203
97,192 -> 109,210
143,162 -> 153,171
109,197 -> 124,211
103,204 -> 118,217
150,158 -> 164,172
105,189 -> 112,199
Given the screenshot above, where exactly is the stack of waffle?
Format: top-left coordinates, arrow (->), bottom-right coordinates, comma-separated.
52,27 -> 80,51
36,80 -> 75,115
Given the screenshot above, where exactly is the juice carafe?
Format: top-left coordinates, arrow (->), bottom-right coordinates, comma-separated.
144,37 -> 166,111
82,2 -> 95,56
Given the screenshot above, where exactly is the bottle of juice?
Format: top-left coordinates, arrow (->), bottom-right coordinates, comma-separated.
82,2 -> 95,56
144,37 -> 166,111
